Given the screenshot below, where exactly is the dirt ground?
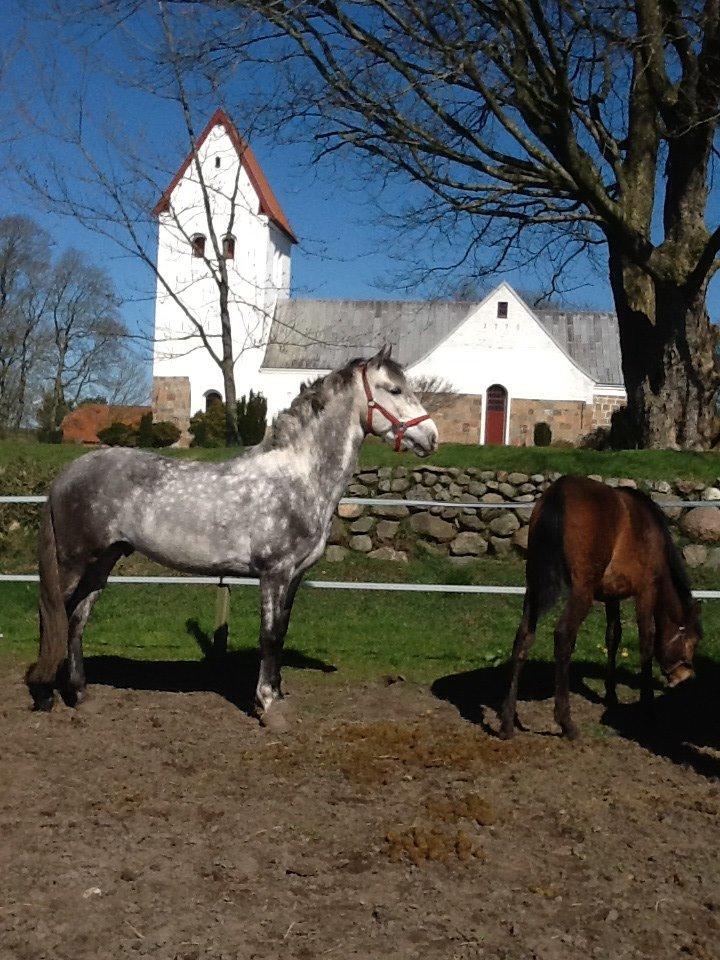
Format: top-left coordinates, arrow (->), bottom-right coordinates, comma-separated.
1,656 -> 719,960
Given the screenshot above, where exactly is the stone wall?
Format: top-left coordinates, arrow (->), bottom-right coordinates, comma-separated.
592,395 -> 626,430
507,399 -> 588,446
323,467 -> 720,569
425,394 -> 481,444
152,376 -> 191,446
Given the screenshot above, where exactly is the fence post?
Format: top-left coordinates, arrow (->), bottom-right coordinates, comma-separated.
213,584 -> 230,658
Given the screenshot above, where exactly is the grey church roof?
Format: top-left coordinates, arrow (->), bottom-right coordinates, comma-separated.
535,308 -> 622,386
262,296 -> 623,387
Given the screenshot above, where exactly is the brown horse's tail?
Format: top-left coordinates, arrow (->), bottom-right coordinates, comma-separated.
526,477 -> 569,616
26,502 -> 68,709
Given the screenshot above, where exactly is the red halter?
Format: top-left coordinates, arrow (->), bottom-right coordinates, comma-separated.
360,363 -> 431,452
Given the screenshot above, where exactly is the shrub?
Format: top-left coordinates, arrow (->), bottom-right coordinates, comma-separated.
533,422 -> 552,446
236,390 -> 267,446
579,426 -> 610,450
580,406 -> 635,451
36,391 -> 70,443
97,422 -> 137,446
189,403 -> 227,447
151,420 -> 181,448
136,412 -> 154,447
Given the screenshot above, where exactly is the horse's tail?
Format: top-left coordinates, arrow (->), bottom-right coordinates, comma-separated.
26,501 -> 68,709
526,477 -> 569,616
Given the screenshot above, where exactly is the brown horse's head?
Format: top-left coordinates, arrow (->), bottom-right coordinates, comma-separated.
658,599 -> 702,687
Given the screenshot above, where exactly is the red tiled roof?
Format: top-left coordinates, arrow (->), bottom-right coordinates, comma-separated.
61,405 -> 151,445
152,108 -> 297,243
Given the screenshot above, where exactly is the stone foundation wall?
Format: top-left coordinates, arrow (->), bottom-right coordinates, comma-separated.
323,467 -> 720,569
508,399 -> 588,446
425,394 -> 481,444
3,464 -> 720,571
592,395 -> 626,429
152,376 -> 191,446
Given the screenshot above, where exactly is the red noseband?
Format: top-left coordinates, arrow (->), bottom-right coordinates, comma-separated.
361,363 -> 430,453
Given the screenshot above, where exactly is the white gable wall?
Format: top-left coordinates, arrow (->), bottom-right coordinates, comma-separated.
152,123 -> 291,417
407,284 -> 597,442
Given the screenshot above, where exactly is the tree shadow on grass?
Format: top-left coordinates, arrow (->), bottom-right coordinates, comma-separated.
84,617 -> 336,713
431,656 -> 720,780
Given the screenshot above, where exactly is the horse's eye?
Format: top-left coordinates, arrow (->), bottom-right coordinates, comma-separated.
388,386 -> 402,396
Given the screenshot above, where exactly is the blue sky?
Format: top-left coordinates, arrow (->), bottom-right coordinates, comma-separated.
3,0 -> 718,356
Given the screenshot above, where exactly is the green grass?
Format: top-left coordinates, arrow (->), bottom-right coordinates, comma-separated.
2,437 -> 720,483
357,441 -> 720,481
2,558 -> 719,685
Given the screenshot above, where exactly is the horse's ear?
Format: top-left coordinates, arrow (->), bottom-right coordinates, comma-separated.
368,344 -> 391,368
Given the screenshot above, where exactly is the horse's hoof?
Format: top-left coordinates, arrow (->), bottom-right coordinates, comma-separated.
32,695 -> 55,712
28,684 -> 55,712
562,723 -> 580,741
498,723 -> 515,740
69,686 -> 88,707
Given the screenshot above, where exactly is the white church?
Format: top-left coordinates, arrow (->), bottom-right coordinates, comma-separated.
152,109 -> 626,446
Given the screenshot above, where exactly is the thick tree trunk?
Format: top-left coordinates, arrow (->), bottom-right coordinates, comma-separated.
608,248 -> 720,449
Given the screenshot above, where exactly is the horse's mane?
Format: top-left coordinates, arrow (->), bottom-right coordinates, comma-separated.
261,355 -> 405,450
623,487 -> 694,614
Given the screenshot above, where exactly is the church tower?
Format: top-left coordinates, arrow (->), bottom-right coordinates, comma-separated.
151,109 -> 296,440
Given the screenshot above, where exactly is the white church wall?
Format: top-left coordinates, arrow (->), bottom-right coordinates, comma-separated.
407,283 -> 597,406
152,122 -> 288,417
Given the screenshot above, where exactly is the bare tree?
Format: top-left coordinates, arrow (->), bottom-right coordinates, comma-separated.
23,1 -> 302,446
44,249 -> 130,428
0,216 -> 52,431
188,0 -> 720,449
409,373 -> 459,415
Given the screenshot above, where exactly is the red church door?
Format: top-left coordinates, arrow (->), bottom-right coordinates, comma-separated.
485,385 -> 507,445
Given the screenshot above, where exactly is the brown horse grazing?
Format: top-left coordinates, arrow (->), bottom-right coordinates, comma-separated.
500,475 -> 701,740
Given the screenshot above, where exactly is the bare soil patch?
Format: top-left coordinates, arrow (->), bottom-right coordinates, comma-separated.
1,661 -> 718,960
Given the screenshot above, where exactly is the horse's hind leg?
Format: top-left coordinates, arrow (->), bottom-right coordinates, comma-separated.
553,590 -> 592,740
500,592 -> 539,738
62,545 -> 125,706
255,572 -> 301,714
604,600 -> 622,708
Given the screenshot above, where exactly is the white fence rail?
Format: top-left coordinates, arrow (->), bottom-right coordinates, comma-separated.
2,493 -> 720,599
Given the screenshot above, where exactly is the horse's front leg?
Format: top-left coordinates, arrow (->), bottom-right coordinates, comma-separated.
255,572 -> 301,714
635,589 -> 656,715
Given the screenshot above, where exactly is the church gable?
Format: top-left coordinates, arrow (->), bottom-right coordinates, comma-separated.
153,108 -> 296,243
263,284 -> 622,397
410,284 -> 596,402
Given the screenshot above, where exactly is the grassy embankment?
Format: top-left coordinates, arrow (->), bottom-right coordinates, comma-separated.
1,437 -> 720,481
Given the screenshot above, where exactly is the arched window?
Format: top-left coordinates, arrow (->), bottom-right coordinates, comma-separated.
485,384 -> 508,445
205,390 -> 223,411
222,235 -> 236,260
191,234 -> 206,258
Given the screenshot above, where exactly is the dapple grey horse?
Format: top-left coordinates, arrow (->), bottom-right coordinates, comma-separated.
27,348 -> 438,714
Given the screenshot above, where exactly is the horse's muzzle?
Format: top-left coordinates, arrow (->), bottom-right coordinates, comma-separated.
403,420 -> 438,457
664,663 -> 695,687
